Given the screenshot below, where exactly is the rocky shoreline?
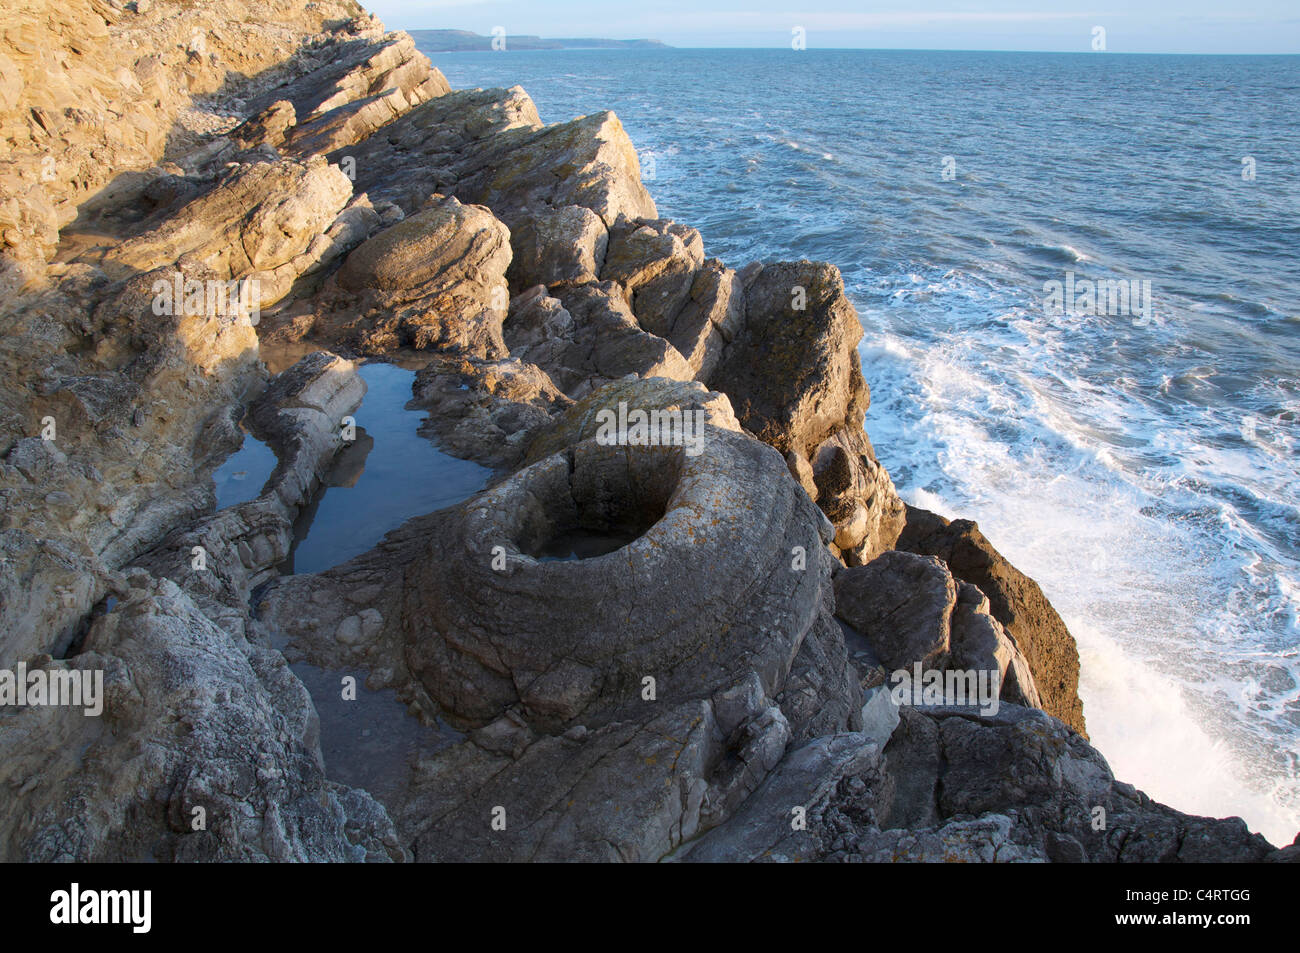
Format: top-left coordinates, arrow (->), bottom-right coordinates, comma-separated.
0,0 -> 1294,862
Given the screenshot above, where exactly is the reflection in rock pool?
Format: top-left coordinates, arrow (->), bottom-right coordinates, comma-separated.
284,362 -> 491,575
212,423 -> 277,510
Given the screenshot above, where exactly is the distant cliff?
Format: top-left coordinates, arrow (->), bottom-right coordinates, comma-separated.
410,29 -> 670,52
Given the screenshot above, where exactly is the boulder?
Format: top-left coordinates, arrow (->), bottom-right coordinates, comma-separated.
711,260 -> 865,458
304,195 -> 512,357
810,427 -> 906,562
507,204 -> 608,289
834,551 -> 956,672
337,198 -> 507,293
896,505 -> 1087,736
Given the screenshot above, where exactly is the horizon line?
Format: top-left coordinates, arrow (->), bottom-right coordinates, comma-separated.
415,44 -> 1300,57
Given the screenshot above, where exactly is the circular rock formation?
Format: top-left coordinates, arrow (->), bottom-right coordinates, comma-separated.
401,427 -> 836,731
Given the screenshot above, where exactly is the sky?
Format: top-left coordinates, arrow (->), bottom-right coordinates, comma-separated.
366,1 -> 1300,54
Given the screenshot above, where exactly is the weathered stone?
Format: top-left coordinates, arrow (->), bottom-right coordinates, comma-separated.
896,505 -> 1086,736
0,576 -> 404,862
0,0 -> 373,271
785,450 -> 819,502
103,157 -> 353,300
712,260 -> 865,457
230,100 -> 296,150
341,87 -> 655,232
810,426 -> 906,563
3,0 -> 1284,867
507,204 -> 608,289
949,582 -> 1043,710
410,354 -> 572,470
668,259 -> 745,382
255,426 -> 862,859
601,217 -> 704,337
524,375 -> 741,464
834,551 -> 956,672
302,195 -> 512,357
505,283 -> 692,399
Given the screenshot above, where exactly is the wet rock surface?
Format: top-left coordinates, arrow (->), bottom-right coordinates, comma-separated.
0,0 -> 1290,863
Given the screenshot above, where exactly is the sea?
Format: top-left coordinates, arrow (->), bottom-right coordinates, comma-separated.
418,44 -> 1300,847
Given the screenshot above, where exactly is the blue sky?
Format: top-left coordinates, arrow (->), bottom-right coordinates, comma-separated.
366,1 -> 1300,53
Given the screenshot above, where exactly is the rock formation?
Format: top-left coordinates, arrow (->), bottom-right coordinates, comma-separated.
0,0 -> 1291,864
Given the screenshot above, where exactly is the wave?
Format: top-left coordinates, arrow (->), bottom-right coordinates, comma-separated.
857,273 -> 1300,847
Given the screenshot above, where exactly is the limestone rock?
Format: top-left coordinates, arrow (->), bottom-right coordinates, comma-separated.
505,283 -> 692,399
336,197 -> 506,293
712,260 -> 865,457
0,576 -> 403,862
0,0 -> 371,270
507,204 -> 608,290
705,260 -> 905,562
810,427 -> 906,563
601,217 -> 704,337
668,259 -> 746,382
410,355 -> 572,471
3,0 -> 1276,866
256,427 -> 862,859
230,100 -> 296,150
103,157 -> 354,300
524,375 -> 741,464
246,32 -> 446,130
341,88 -> 655,233
949,582 -> 1043,711
685,705 -> 1279,863
834,551 -> 956,672
301,195 -> 512,357
896,505 -> 1087,736
397,429 -> 839,731
878,706 -> 1271,862
265,32 -> 449,155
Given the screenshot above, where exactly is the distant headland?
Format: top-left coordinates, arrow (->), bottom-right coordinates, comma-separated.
410,29 -> 670,52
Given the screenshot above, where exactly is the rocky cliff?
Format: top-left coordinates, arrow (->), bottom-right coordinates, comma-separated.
0,0 -> 1293,863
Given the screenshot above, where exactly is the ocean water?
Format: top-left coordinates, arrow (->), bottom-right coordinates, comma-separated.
423,46 -> 1300,847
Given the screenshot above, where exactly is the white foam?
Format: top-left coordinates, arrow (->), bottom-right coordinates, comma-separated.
858,276 -> 1300,848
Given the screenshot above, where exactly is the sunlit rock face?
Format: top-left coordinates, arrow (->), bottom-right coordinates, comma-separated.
0,0 -> 1286,865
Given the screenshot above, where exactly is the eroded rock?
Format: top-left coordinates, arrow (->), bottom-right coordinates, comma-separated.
896,505 -> 1086,736
0,575 -> 404,862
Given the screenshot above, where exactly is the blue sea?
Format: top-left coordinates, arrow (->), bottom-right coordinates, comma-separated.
420,45 -> 1300,846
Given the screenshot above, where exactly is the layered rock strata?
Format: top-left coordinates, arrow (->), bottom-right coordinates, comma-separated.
0,0 -> 1291,863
